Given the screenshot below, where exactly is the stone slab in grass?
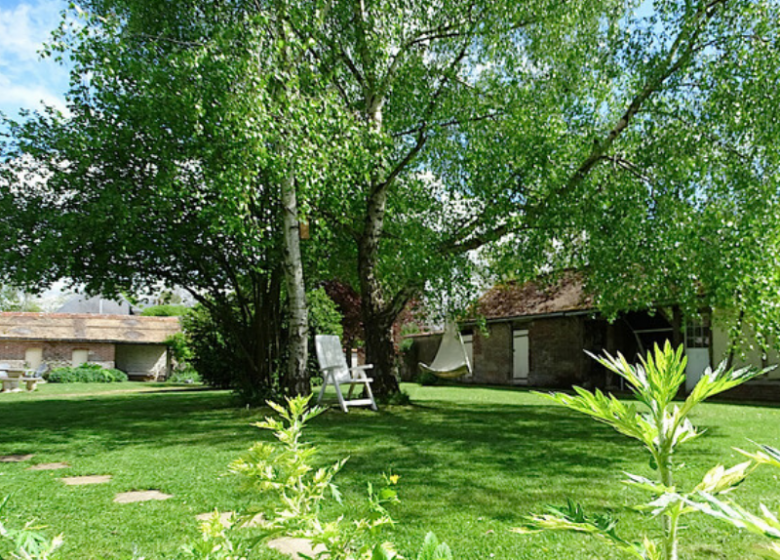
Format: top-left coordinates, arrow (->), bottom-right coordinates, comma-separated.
27,462 -> 70,471
60,475 -> 112,485
114,490 -> 172,504
267,537 -> 326,560
0,454 -> 34,463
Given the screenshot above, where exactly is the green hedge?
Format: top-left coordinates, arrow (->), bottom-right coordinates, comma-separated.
140,305 -> 189,317
47,363 -> 128,383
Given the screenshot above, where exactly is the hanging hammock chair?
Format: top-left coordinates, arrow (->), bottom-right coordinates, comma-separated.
419,323 -> 472,379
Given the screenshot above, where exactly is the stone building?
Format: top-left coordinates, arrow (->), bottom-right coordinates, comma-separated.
405,273 -> 780,399
0,312 -> 181,380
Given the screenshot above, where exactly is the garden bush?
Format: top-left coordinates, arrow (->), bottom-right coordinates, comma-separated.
47,363 -> 128,383
180,304 -> 247,391
140,304 -> 189,317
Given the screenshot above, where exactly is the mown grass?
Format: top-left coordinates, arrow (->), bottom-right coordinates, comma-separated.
1,382 -> 778,559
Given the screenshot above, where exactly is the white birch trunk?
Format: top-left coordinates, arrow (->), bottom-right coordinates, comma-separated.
281,171 -> 309,396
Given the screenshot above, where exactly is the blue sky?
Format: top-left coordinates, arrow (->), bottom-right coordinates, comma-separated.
0,0 -> 70,119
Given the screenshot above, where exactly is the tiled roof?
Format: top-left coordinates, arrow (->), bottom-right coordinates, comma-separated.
476,272 -> 595,320
0,313 -> 180,344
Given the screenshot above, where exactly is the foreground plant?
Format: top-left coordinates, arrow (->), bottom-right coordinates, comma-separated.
679,443 -> 780,559
0,497 -> 62,560
216,395 -> 399,560
516,341 -> 768,560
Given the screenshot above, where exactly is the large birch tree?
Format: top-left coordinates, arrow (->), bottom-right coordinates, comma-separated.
0,0 -> 353,398
2,0 -> 779,399
300,0 -> 780,394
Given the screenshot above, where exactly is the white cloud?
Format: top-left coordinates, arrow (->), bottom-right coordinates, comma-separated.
0,74 -> 67,113
0,0 -> 69,118
0,0 -> 60,63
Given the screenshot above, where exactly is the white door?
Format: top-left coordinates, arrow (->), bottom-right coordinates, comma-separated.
72,349 -> 89,367
685,318 -> 711,392
513,330 -> 529,381
25,347 -> 43,369
462,334 -> 473,378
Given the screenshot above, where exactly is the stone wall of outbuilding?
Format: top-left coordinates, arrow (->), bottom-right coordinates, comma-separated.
0,340 -> 115,370
472,322 -> 513,384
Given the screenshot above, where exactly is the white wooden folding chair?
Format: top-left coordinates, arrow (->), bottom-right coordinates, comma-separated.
315,335 -> 378,413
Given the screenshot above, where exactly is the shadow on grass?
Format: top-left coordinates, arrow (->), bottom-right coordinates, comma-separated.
0,391 -> 250,456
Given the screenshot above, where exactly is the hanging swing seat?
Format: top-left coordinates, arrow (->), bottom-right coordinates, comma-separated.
419,324 -> 472,379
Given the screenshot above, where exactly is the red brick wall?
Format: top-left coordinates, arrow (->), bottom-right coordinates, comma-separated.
0,340 -> 115,369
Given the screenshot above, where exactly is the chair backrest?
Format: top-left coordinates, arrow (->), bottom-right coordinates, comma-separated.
315,335 -> 350,381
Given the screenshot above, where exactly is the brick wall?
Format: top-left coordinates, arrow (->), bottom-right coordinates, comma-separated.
0,340 -> 115,370
528,317 -> 584,387
473,322 -> 513,384
400,334 -> 442,381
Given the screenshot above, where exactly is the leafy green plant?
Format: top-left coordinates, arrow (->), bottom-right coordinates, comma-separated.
379,390 -> 412,406
677,443 -> 780,559
416,371 -> 440,386
47,364 -> 127,383
226,395 -> 399,560
165,333 -> 199,384
179,303 -> 274,402
516,342 -> 768,560
0,497 -> 62,560
415,532 -> 452,560
177,512 -> 247,560
168,368 -> 202,385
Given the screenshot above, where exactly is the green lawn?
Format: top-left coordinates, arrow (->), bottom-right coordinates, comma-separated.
1,382 -> 778,559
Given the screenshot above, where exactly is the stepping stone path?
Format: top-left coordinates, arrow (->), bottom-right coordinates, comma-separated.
267,537 -> 326,560
27,462 -> 70,471
113,490 -> 172,504
0,454 -> 34,463
60,475 -> 112,486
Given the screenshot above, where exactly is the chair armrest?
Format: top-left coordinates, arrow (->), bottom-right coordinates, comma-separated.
348,364 -> 373,380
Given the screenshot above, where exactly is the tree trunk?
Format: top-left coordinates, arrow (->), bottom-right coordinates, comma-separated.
358,189 -> 402,396
362,305 -> 400,397
671,306 -> 683,350
354,98 -> 402,396
281,171 -> 310,397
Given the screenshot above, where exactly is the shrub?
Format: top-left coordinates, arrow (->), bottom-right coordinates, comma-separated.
47,363 -> 128,383
165,332 -> 198,384
180,304 -> 247,391
140,304 -> 189,316
416,370 -> 439,386
379,390 -> 412,406
307,287 -> 344,377
168,367 -> 201,384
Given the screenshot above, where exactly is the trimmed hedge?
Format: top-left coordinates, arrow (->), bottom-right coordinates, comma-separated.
140,305 -> 189,317
47,364 -> 128,383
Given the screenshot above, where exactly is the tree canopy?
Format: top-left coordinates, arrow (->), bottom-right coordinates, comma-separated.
1,0 -> 780,395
